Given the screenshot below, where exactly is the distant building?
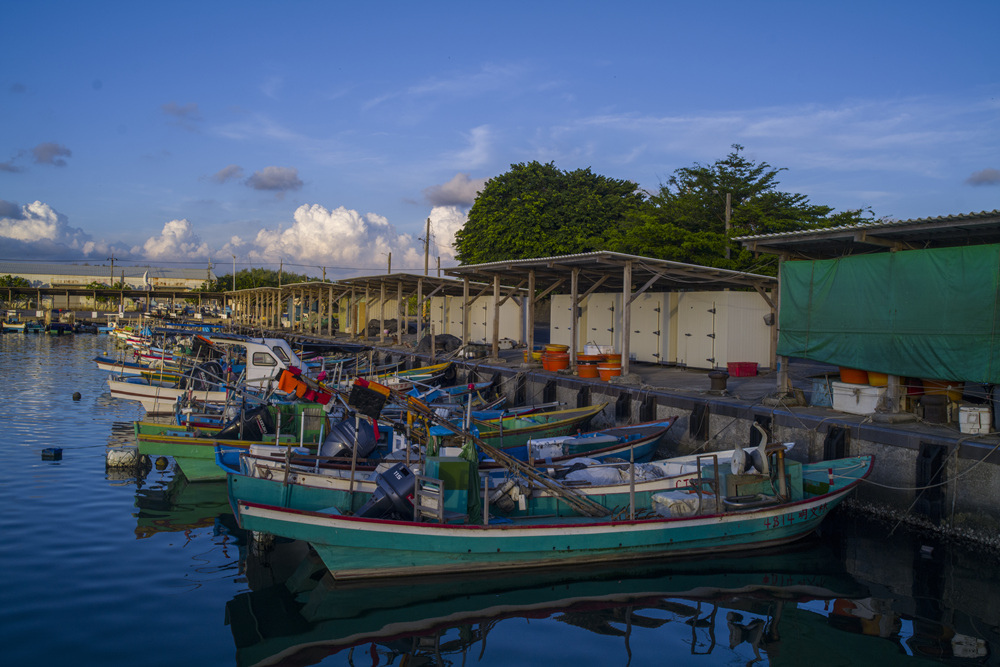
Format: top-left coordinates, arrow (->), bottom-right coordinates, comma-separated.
0,261 -> 213,290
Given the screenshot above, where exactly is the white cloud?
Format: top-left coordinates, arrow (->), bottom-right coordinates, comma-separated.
246,204 -> 409,268
0,201 -> 104,255
134,219 -> 211,259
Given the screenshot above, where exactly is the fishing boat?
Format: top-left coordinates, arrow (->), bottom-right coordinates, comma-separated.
107,336 -> 312,414
469,403 -> 607,449
219,418 -> 691,520
137,403 -> 332,481
107,371 -> 233,415
235,450 -> 874,580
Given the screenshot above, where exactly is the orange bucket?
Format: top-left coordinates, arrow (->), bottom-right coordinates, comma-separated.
577,364 -> 599,378
597,363 -> 621,381
838,367 -> 868,384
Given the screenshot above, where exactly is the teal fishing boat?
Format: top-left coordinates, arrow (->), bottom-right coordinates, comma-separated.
236,450 -> 874,581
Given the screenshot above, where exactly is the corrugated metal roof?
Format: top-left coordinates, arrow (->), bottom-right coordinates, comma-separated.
734,209 -> 1000,242
734,209 -> 1000,258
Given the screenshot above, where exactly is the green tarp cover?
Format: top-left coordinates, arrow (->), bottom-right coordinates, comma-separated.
778,244 -> 1000,383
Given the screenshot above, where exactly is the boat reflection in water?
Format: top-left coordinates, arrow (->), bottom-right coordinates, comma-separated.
226,537 -> 871,667
132,473 -> 244,542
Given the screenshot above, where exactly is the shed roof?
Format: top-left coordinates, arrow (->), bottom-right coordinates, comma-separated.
444,251 -> 776,292
735,209 -> 1000,259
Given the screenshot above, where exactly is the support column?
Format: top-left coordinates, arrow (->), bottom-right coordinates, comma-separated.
491,273 -> 500,359
570,268 -> 579,367
379,280 -> 386,345
621,260 -> 632,376
462,277 -> 470,347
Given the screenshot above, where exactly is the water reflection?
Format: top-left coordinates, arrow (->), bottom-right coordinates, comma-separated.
226,538 -> 872,666
133,473 -> 239,539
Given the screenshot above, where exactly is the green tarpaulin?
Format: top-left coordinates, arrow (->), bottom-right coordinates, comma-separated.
778,244 -> 1000,383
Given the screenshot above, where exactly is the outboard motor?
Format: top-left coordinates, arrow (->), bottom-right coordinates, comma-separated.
183,361 -> 224,391
355,463 -> 416,519
320,417 -> 377,458
214,405 -> 275,441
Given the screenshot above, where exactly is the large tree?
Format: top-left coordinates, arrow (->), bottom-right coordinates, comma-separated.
454,161 -> 646,264
608,145 -> 881,273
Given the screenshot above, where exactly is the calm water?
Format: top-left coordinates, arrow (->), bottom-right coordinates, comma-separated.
2,333 -> 998,666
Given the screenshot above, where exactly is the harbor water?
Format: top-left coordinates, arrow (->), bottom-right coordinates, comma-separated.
2,333 -> 999,666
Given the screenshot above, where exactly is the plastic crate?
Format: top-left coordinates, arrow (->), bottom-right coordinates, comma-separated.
727,362 -> 758,377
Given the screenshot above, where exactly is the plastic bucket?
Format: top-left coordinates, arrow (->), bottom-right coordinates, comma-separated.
838,367 -> 868,384
543,352 -> 569,371
577,364 -> 599,378
597,363 -> 621,381
867,372 -> 888,386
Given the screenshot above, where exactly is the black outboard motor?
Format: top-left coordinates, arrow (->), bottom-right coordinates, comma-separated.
214,405 -> 275,441
182,361 -> 224,391
355,463 -> 416,519
320,417 -> 377,458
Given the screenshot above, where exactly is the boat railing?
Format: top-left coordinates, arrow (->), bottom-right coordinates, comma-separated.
694,454 -> 722,514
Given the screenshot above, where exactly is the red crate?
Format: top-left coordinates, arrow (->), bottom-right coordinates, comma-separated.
727,362 -> 758,377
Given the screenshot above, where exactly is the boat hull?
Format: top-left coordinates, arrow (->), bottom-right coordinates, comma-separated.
107,375 -> 229,414
238,455 -> 873,580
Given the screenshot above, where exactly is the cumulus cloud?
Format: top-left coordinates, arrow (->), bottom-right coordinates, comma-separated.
424,173 -> 488,207
32,142 -> 72,167
246,166 -> 303,194
212,164 -> 244,183
0,200 -> 109,258
134,219 -> 211,260
240,202 -> 467,273
966,168 -> 1000,186
426,206 -> 467,263
247,204 -> 410,268
0,160 -> 23,173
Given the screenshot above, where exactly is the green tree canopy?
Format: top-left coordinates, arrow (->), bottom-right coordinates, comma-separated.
608,144 -> 884,273
454,161 -> 646,264
0,275 -> 31,288
198,268 -> 315,292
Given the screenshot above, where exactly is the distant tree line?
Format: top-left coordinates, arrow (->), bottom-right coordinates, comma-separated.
196,267 -> 316,293
454,145 -> 886,275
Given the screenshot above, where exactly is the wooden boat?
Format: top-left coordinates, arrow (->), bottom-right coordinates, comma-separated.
235,452 -> 873,580
107,373 -> 232,415
8,320 -> 44,333
470,403 -> 607,449
107,336 -> 313,414
220,419 -> 686,520
137,403 -> 330,481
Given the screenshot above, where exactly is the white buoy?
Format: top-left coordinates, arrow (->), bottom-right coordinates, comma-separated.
106,446 -> 146,469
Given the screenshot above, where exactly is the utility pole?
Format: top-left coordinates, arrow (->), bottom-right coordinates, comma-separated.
387,252 -> 391,274
423,217 -> 430,276
725,192 -> 732,259
279,260 -> 283,288
231,255 -> 236,291
107,253 -> 115,287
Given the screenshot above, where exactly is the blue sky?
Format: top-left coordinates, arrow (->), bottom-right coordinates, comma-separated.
2,0 -> 998,279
